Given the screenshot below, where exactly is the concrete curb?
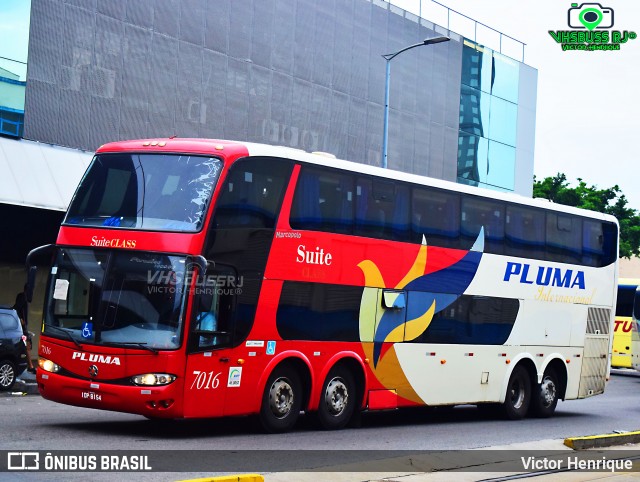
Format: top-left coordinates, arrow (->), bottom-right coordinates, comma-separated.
0,379 -> 39,397
176,475 -> 264,482
564,431 -> 640,449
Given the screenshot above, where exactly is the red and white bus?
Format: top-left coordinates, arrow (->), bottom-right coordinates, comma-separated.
28,138 -> 619,432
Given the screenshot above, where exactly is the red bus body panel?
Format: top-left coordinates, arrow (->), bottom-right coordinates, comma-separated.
37,138 -> 405,420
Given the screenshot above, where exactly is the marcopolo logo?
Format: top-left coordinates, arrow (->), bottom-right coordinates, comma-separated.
549,3 -> 636,51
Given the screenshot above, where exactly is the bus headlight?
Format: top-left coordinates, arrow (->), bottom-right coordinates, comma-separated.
131,373 -> 176,386
38,358 -> 61,373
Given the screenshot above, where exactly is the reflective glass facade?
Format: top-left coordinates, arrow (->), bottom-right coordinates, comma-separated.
457,40 -> 535,193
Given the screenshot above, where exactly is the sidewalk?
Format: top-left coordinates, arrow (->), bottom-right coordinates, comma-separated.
264,439 -> 640,482
2,369 -> 39,396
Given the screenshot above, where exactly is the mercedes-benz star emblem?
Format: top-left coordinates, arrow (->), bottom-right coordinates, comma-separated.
88,365 -> 99,378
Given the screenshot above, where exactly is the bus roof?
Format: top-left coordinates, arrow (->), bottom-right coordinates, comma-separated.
95,138 -> 619,226
96,138 -> 251,159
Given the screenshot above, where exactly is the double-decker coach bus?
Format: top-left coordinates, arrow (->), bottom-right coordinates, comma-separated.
612,279 -> 640,368
28,138 -> 619,432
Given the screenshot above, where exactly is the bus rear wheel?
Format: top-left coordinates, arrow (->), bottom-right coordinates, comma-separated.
529,368 -> 559,418
259,366 -> 302,433
501,365 -> 531,420
315,366 -> 356,430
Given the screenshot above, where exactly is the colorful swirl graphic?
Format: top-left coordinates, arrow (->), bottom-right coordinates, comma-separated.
358,229 -> 485,403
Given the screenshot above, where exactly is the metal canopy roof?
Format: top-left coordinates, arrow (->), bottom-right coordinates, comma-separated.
0,137 -> 92,212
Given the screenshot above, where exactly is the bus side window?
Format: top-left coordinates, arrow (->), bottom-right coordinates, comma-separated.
582,220 -> 605,267
290,167 -> 354,234
213,157 -> 293,229
411,188 -> 460,248
192,268 -> 236,350
355,178 -> 410,241
461,196 -> 505,253
505,205 -> 545,259
546,213 -> 582,264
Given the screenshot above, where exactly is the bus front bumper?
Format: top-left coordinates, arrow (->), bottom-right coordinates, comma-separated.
37,370 -> 183,418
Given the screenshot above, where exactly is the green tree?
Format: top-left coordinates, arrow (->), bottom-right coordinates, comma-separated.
533,173 -> 640,258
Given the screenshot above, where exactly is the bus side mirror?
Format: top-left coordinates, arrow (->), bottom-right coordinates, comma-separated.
187,255 -> 208,275
25,244 -> 55,303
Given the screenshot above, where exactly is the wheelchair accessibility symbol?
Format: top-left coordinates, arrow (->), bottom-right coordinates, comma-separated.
266,341 -> 276,355
81,322 -> 93,339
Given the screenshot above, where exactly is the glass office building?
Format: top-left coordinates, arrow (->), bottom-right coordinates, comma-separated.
21,0 -> 537,196
458,40 -> 536,193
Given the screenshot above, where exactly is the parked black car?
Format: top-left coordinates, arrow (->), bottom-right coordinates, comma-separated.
0,307 -> 29,390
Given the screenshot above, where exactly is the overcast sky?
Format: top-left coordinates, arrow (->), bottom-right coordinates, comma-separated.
396,0 -> 640,208
2,0 -> 638,209
0,0 -> 29,78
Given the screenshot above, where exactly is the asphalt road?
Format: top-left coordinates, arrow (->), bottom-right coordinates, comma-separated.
1,369 -> 639,480
1,369 -> 639,450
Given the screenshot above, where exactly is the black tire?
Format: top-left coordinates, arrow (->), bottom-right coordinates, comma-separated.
0,360 -> 17,391
529,367 -> 559,418
501,365 -> 531,420
259,365 -> 302,433
315,366 -> 356,430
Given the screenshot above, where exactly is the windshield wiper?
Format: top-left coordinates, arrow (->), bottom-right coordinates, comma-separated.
45,325 -> 83,350
101,341 -> 158,355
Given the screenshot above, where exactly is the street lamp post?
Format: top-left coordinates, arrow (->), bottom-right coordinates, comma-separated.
381,36 -> 450,169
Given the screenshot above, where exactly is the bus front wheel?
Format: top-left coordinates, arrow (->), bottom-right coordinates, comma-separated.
259,365 -> 302,433
315,366 -> 356,430
529,368 -> 559,418
502,365 -> 531,420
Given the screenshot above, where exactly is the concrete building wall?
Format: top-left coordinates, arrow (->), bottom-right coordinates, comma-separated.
24,0 -> 465,180
620,257 -> 640,279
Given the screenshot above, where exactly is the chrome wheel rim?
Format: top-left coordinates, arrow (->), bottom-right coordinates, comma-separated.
509,378 -> 525,409
540,376 -> 557,407
269,378 -> 294,419
324,377 -> 348,416
0,364 -> 15,388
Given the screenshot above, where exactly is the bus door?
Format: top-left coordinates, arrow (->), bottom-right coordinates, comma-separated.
183,265 -> 237,418
365,289 -> 407,408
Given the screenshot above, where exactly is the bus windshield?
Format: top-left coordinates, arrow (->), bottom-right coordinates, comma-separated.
65,153 -> 223,231
44,248 -> 189,350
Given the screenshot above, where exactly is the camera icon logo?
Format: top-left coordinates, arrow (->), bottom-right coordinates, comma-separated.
568,3 -> 614,30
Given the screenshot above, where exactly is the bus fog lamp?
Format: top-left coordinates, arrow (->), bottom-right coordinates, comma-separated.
38,358 -> 61,373
132,373 -> 176,386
